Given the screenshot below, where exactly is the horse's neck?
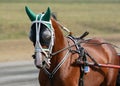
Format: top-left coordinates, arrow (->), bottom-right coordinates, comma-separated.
50,19 -> 68,69
51,18 -> 67,52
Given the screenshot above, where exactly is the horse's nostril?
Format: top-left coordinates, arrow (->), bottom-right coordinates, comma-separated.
42,61 -> 46,65
36,65 -> 41,69
32,54 -> 36,59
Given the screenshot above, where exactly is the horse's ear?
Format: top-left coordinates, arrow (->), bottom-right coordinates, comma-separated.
25,6 -> 36,21
42,7 -> 51,21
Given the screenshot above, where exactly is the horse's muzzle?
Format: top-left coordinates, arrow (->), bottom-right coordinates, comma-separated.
33,52 -> 51,69
34,52 -> 43,68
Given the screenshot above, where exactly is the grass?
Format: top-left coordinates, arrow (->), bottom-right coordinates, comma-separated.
1,0 -> 120,3
0,1 -> 120,40
0,0 -> 120,62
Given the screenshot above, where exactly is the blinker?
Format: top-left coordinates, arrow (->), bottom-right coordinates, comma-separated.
41,29 -> 51,42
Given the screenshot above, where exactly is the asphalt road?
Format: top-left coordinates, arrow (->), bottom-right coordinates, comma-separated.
0,61 -> 39,86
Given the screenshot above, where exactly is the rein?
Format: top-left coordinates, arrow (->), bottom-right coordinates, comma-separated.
51,38 -> 120,57
51,32 -> 89,56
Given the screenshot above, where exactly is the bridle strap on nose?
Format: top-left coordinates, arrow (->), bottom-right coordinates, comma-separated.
32,14 -> 55,68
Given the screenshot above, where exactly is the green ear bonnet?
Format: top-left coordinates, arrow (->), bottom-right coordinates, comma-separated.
25,6 -> 55,57
25,6 -> 53,30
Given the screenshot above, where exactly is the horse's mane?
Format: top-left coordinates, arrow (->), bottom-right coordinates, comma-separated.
51,13 -> 57,21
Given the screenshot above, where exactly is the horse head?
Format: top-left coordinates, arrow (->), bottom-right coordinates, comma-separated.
25,6 -> 55,68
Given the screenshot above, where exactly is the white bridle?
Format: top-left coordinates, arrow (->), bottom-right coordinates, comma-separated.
30,13 -> 72,78
31,14 -> 55,68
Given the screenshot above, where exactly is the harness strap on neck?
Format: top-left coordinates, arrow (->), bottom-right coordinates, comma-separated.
43,50 -> 70,79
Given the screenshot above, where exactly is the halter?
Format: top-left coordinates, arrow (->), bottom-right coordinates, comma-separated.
31,14 -> 55,67
31,14 -> 73,83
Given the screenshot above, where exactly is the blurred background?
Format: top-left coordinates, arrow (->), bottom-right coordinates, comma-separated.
0,0 -> 120,86
0,0 -> 120,62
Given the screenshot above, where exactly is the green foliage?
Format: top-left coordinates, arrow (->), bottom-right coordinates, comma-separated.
0,1 -> 120,40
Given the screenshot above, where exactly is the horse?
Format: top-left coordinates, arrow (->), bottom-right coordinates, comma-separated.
25,6 -> 120,86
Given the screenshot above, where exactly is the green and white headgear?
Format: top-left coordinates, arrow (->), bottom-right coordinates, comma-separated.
25,6 -> 55,68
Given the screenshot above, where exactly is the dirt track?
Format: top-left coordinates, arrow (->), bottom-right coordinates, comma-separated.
0,61 -> 39,86
0,38 -> 119,62
0,39 -> 119,86
0,39 -> 34,62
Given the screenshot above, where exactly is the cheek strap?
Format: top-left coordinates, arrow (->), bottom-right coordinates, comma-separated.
32,14 -> 55,58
